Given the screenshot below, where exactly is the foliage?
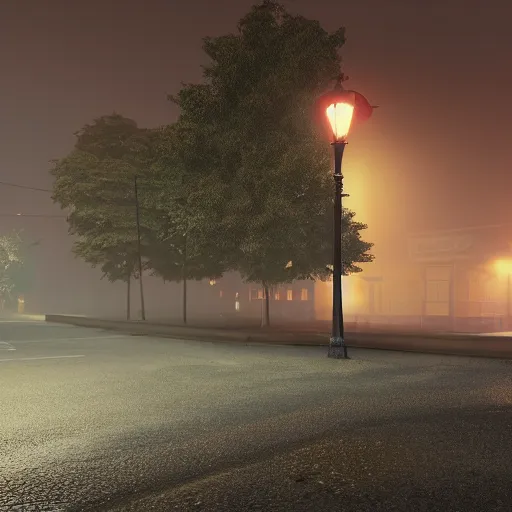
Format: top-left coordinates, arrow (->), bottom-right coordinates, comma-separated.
8,239 -> 38,298
0,232 -> 27,303
51,115 -> 227,322
171,0 -> 373,297
50,2 -> 374,326
51,114 -> 153,284
144,125 -> 228,285
140,125 -> 231,323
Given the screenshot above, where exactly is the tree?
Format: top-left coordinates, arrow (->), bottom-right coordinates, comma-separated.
172,1 -> 373,326
51,114 -> 153,320
73,236 -> 141,319
0,232 -> 24,309
144,125 -> 228,324
8,237 -> 39,306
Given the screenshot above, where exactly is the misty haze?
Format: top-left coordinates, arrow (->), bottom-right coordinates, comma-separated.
1,1 -> 512,511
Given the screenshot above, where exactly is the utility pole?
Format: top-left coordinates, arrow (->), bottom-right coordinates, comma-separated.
134,175 -> 146,321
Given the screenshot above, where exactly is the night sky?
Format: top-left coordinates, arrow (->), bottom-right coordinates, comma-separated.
1,0 -> 512,285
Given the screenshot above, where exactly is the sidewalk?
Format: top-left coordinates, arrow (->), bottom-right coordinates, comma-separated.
45,314 -> 325,344
45,314 -> 512,358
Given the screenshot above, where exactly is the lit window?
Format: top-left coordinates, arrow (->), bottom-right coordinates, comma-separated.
287,290 -> 293,301
250,289 -> 259,301
301,288 -> 308,301
257,289 -> 264,300
274,291 -> 280,300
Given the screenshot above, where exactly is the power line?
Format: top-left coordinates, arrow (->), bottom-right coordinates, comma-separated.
0,181 -> 52,193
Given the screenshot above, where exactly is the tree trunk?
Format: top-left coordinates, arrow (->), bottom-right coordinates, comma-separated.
182,233 -> 187,325
182,278 -> 187,325
261,283 -> 270,328
126,276 -> 131,320
134,175 -> 146,321
138,274 -> 146,321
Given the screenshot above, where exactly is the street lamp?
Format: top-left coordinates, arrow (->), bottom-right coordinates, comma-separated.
317,74 -> 374,359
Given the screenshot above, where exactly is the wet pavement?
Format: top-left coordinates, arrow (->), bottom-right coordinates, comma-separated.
1,319 -> 512,511
118,408 -> 512,511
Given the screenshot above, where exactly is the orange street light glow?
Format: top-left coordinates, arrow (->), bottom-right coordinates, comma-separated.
494,259 -> 512,275
326,102 -> 354,142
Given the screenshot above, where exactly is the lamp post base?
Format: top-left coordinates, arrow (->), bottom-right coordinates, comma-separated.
328,337 -> 349,359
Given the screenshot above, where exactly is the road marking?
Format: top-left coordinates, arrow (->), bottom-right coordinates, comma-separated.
0,320 -> 45,323
0,355 -> 85,363
10,335 -> 126,344
0,342 -> 15,351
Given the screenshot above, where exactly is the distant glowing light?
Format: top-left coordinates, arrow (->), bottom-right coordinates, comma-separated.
209,279 -> 216,286
326,103 -> 355,142
494,259 -> 512,275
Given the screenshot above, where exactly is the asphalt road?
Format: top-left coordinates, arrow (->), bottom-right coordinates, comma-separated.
1,319 -> 512,511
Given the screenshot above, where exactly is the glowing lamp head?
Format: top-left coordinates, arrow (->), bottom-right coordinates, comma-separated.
326,102 -> 355,143
316,74 -> 373,143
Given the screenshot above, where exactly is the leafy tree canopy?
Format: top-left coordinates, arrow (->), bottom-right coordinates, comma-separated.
144,124 -> 229,284
172,0 -> 373,289
51,114 -> 154,283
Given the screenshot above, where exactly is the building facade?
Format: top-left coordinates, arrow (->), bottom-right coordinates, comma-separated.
203,225 -> 512,332
203,272 -> 317,324
325,224 -> 512,332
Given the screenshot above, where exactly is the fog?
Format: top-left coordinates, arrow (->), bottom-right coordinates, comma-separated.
1,0 -> 511,330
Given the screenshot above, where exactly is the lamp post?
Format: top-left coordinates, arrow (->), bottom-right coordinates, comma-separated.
317,74 -> 374,359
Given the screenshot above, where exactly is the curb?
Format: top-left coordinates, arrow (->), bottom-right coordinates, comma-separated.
45,314 -> 512,359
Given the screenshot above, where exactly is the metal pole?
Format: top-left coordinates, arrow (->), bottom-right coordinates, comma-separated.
134,175 -> 146,321
328,141 -> 348,359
